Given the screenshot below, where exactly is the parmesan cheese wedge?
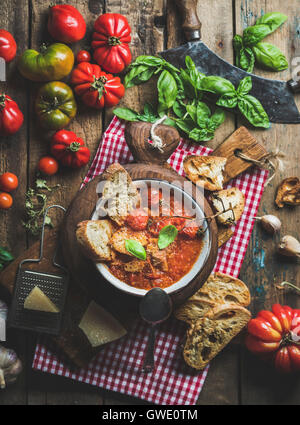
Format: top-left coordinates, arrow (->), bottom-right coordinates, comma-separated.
79,301 -> 127,348
24,286 -> 60,313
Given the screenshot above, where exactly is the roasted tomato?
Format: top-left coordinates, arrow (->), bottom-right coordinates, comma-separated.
92,13 -> 131,74
18,43 -> 74,82
246,304 -> 300,373
0,29 -> 17,62
180,220 -> 200,239
126,208 -> 148,231
38,157 -> 59,176
76,50 -> 91,63
0,94 -> 23,136
35,82 -> 77,130
51,130 -> 90,169
0,192 -> 13,209
148,217 -> 186,236
48,4 -> 86,44
0,173 -> 18,192
70,62 -> 125,109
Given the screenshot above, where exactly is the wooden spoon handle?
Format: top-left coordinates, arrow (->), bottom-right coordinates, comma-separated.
175,0 -> 202,41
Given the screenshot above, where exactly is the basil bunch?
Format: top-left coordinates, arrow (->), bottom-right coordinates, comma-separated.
0,247 -> 14,271
234,12 -> 288,72
115,54 -> 270,140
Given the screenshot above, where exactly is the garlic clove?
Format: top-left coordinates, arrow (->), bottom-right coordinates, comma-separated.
278,235 -> 300,258
259,214 -> 282,235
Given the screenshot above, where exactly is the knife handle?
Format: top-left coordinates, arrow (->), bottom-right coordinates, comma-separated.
175,0 -> 201,41
287,78 -> 300,94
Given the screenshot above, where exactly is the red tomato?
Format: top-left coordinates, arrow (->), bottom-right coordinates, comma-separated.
148,217 -> 186,236
180,220 -> 200,239
246,304 -> 300,373
92,13 -> 131,74
0,192 -> 13,209
0,94 -> 23,136
126,208 -> 148,231
38,157 -> 59,176
0,172 -> 18,192
47,5 -> 86,43
51,130 -> 90,168
148,189 -> 162,207
76,50 -> 91,63
0,29 -> 17,62
70,62 -> 125,109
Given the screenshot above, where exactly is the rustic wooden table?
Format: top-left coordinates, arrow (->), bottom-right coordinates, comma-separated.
0,0 -> 299,405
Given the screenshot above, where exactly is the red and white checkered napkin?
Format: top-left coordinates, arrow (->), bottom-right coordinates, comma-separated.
33,117 -> 268,405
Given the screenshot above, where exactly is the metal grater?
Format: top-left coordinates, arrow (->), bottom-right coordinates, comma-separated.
8,205 -> 69,335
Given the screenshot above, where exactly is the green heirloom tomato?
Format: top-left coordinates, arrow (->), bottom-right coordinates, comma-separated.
18,43 -> 74,82
35,81 -> 77,130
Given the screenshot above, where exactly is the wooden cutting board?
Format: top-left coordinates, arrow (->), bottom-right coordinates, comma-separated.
0,124 -> 268,368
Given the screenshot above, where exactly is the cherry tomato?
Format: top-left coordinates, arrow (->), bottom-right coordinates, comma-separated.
76,50 -> 91,63
0,172 -> 18,192
38,156 -> 58,176
126,208 -> 148,231
0,192 -> 13,209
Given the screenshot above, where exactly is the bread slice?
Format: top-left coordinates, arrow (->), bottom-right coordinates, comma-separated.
174,272 -> 250,324
183,155 -> 227,191
183,303 -> 251,369
101,163 -> 140,226
76,220 -> 114,262
110,226 -> 148,255
211,187 -> 245,225
275,177 -> 300,208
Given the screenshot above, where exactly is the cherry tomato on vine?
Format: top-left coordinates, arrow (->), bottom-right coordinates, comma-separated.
0,192 -> 13,209
38,156 -> 59,176
0,172 -> 18,192
76,50 -> 91,63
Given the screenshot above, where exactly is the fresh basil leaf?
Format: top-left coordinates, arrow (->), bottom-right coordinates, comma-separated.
196,101 -> 211,122
163,118 -> 177,127
252,42 -> 288,71
125,239 -> 146,260
173,100 -> 186,118
200,76 -> 236,96
0,247 -> 14,263
157,70 -> 178,111
243,25 -> 273,47
158,225 -> 178,249
239,47 -> 255,72
216,93 -> 238,108
237,76 -> 252,97
174,118 -> 195,134
186,104 -> 197,123
255,12 -> 287,33
131,55 -> 165,67
210,108 -> 226,128
237,94 -> 270,128
124,65 -> 156,88
189,128 -> 214,142
233,34 -> 243,52
114,107 -> 139,121
185,56 -> 205,91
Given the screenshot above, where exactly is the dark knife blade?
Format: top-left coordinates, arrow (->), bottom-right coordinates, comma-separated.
160,41 -> 300,124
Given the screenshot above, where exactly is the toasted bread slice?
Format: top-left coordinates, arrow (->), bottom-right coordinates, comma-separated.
275,177 -> 300,208
101,163 -> 140,226
183,155 -> 227,191
183,303 -> 251,369
174,272 -> 250,324
110,226 -> 148,256
76,220 -> 114,262
218,226 -> 234,247
211,187 -> 245,225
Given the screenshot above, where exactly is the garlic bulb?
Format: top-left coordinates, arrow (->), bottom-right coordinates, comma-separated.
256,214 -> 281,235
278,235 -> 300,258
0,345 -> 22,389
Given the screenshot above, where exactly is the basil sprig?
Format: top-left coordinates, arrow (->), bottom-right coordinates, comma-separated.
125,239 -> 146,260
0,247 -> 14,271
234,12 -> 288,72
158,225 -> 178,250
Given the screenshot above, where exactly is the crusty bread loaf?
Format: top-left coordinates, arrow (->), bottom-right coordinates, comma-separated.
101,163 -> 140,226
110,226 -> 148,255
211,187 -> 245,225
76,220 -> 114,262
175,272 -> 250,324
183,303 -> 251,369
183,155 -> 227,191
218,226 -> 234,247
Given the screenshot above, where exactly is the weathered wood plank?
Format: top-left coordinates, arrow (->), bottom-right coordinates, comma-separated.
236,0 -> 300,405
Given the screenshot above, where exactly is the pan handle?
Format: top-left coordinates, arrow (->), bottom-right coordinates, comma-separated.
175,0 -> 201,41
287,78 -> 300,94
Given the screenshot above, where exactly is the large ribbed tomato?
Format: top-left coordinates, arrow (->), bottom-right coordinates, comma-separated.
51,130 -> 90,169
92,13 -> 131,74
0,94 -> 23,136
48,4 -> 86,44
246,304 -> 300,373
0,29 -> 17,62
70,61 -> 125,109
